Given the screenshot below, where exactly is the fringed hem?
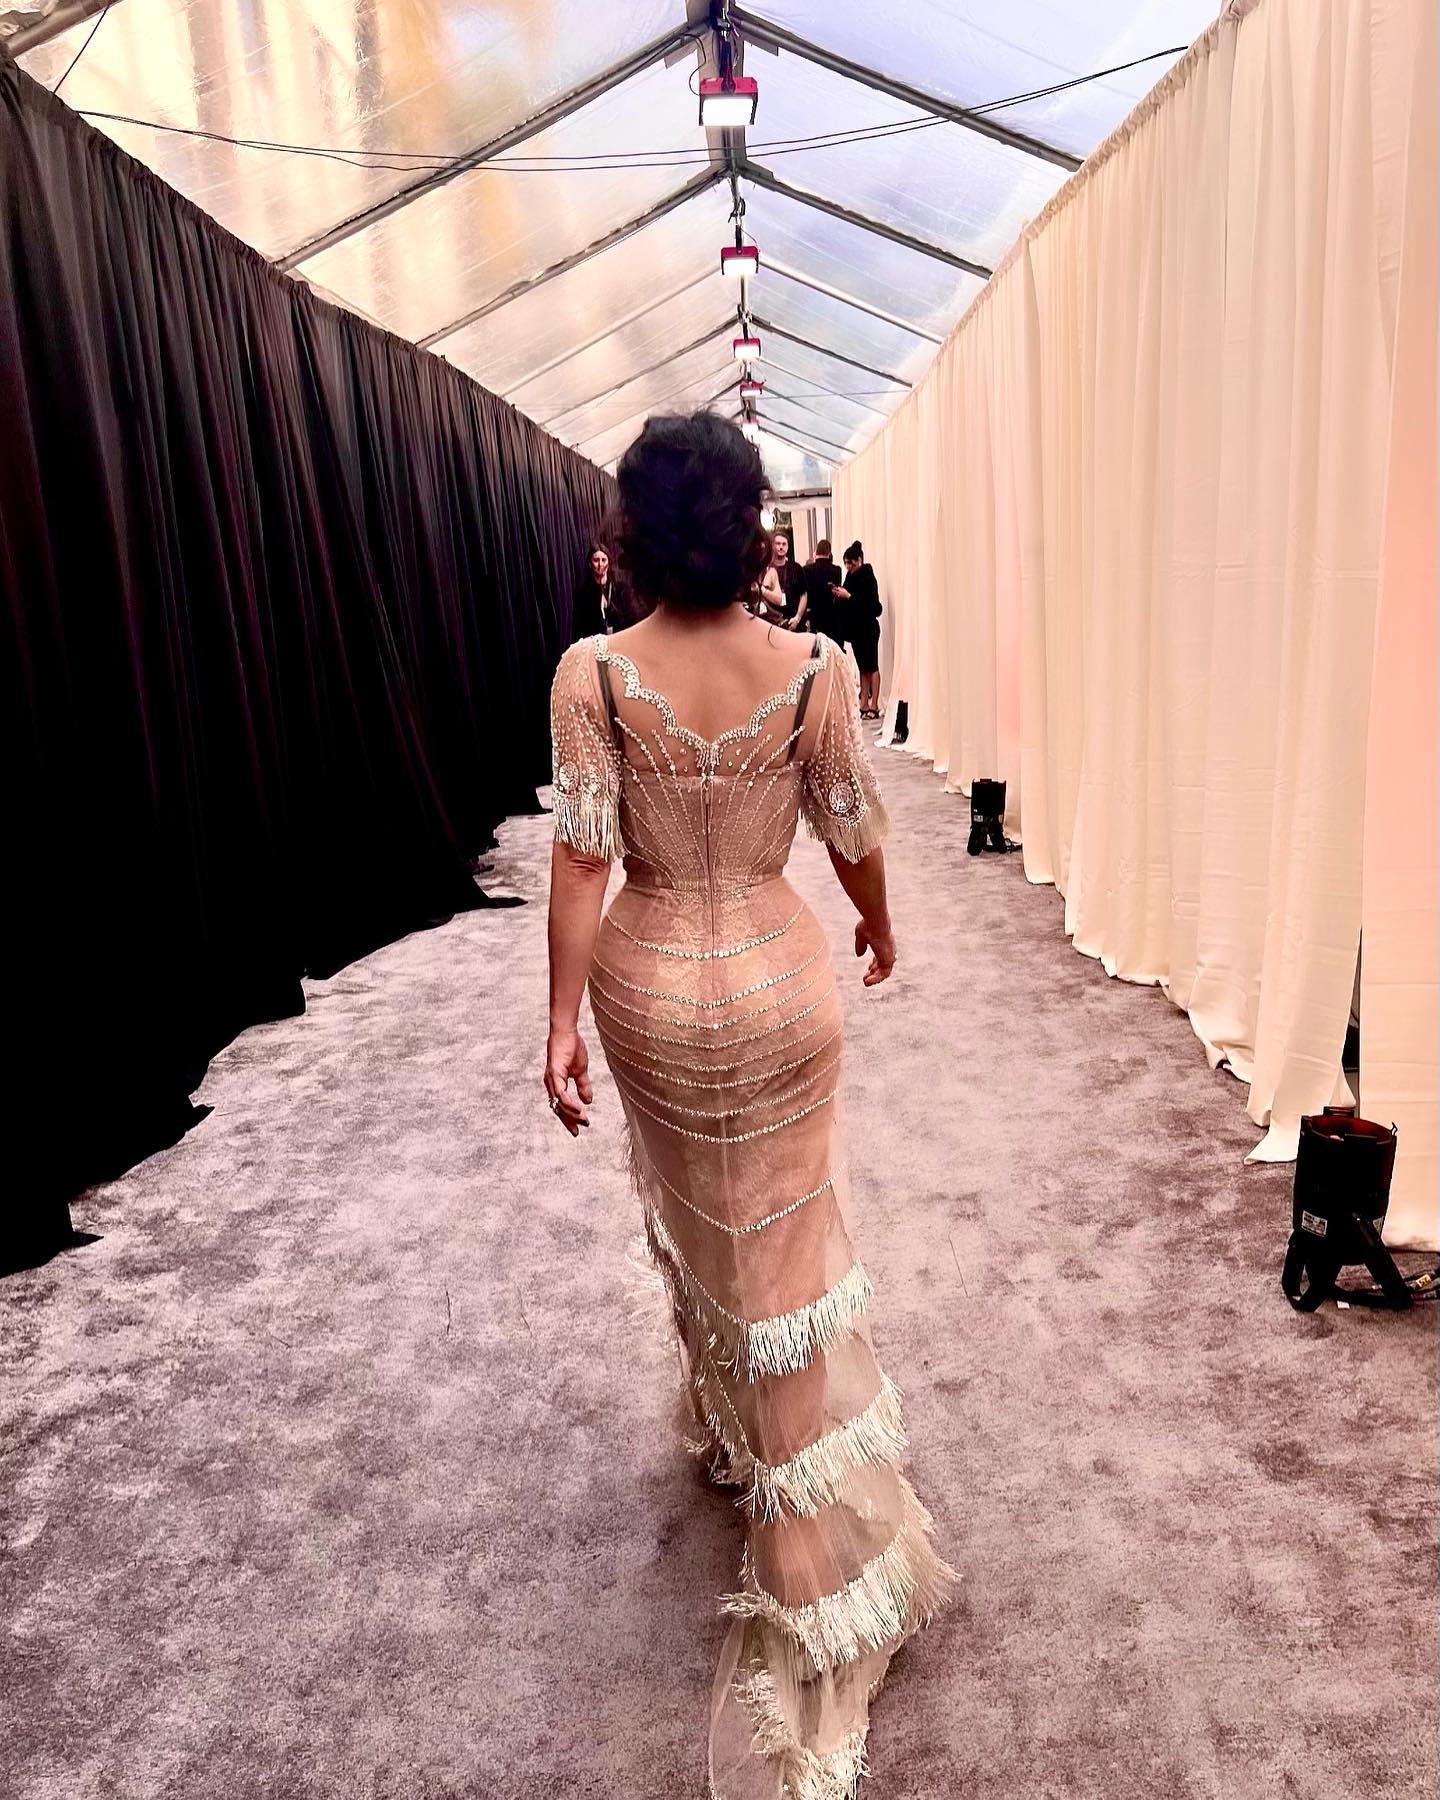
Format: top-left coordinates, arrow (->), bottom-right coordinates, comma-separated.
550,782 -> 623,862
800,795 -> 890,864
644,1203 -> 873,1381
743,1378 -> 909,1522
684,1353 -> 753,1489
723,1478 -> 959,1672
734,1665 -> 869,1800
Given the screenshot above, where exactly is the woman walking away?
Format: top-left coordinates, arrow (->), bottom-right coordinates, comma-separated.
545,412 -> 956,1799
841,542 -> 883,719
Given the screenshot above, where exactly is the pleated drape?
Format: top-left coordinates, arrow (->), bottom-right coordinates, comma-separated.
1359,0 -> 1439,1248
834,0 -> 1436,1241
0,57 -> 615,1246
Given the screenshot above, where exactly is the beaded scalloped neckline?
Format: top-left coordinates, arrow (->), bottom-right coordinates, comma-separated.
594,635 -> 830,767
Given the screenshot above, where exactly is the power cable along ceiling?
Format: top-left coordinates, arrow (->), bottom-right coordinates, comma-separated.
11,0 -> 1217,495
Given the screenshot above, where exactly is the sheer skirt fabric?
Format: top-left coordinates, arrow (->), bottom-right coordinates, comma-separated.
551,634 -> 956,1797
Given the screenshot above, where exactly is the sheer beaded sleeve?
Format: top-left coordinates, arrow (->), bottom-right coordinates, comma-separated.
549,637 -> 623,861
800,658 -> 890,861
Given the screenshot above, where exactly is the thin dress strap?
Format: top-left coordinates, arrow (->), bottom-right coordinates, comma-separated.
595,636 -> 620,736
787,635 -> 825,761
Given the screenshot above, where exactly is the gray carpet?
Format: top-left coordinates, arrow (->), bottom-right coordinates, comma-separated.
3,751 -> 1435,1800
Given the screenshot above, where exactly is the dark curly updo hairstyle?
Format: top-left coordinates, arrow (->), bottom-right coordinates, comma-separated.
615,412 -> 771,611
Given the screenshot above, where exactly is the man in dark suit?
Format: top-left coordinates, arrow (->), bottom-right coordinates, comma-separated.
794,539 -> 846,645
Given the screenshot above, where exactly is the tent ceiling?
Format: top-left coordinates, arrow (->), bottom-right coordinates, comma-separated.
16,0 -> 1216,487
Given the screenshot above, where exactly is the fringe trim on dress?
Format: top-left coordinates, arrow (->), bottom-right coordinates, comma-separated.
799,798 -> 890,866
723,1477 -> 959,1672
733,1665 -> 870,1800
644,1202 -> 873,1381
684,1352 -> 753,1488
742,1378 -> 909,1522
551,780 -> 623,862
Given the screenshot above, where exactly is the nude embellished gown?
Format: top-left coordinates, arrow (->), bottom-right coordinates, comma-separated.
549,631 -> 956,1799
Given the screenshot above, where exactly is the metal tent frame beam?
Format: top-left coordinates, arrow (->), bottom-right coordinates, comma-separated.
748,419 -> 837,469
759,355 -> 891,417
742,160 -> 993,280
573,376 -> 736,458
732,9 -> 1081,174
6,0 -> 117,53
749,316 -> 912,389
278,21 -> 695,272
726,378 -> 862,455
537,321 -> 735,431
762,376 -> 887,430
765,262 -> 945,346
757,410 -> 852,460
422,169 -> 725,350
499,268 -> 716,400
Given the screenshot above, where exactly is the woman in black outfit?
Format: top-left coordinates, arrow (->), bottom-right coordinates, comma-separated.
841,541 -> 882,718
572,544 -> 623,640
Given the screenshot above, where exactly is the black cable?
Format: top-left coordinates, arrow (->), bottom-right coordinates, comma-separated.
52,0 -> 111,96
75,44 -> 1189,176
76,107 -> 952,173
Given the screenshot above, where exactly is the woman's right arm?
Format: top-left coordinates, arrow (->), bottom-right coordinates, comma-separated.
824,845 -> 895,985
800,661 -> 896,982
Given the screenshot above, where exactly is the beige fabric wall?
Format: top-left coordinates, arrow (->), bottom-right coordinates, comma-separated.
834,0 -> 1437,1244
1360,0 -> 1438,1248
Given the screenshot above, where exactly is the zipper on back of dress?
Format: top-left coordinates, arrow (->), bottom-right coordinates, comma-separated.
701,755 -> 718,954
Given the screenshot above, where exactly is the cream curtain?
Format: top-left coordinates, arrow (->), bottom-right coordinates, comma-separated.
834,0 -> 1437,1243
1360,0 -> 1438,1248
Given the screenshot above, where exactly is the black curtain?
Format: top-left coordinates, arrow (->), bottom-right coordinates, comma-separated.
0,57 -> 616,1255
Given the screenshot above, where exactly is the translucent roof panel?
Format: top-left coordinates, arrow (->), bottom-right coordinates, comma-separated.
753,339 -> 906,416
740,182 -> 982,340
745,47 -> 1066,270
749,2 -> 1216,159
295,55 -> 706,344
754,394 -> 859,461
752,282 -> 935,386
755,430 -> 833,493
553,339 -> 738,452
507,286 -> 737,429
757,375 -> 886,445
18,0 -> 681,262
577,381 -> 737,473
17,0 -> 1217,488
433,184 -> 734,396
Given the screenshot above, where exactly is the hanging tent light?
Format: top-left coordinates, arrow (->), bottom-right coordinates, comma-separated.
720,243 -> 759,280
739,376 -> 764,399
733,334 -> 762,365
740,420 -> 761,445
698,73 -> 759,128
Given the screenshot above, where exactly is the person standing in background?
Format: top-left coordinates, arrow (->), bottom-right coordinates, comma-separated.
750,538 -> 788,623
842,541 -> 883,719
793,538 -> 845,644
573,544 -> 622,640
770,531 -> 805,623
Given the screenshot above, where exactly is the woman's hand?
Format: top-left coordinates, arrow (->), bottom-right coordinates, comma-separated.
854,917 -> 897,986
544,1026 -> 594,1135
